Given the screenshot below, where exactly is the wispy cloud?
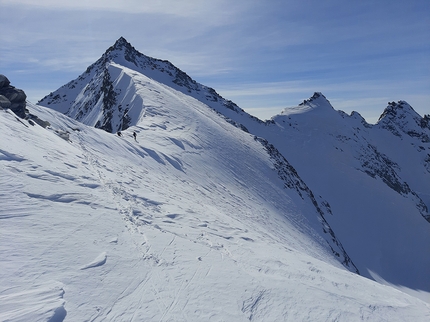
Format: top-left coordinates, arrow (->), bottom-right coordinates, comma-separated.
1,0 -> 428,123
0,0 -> 250,23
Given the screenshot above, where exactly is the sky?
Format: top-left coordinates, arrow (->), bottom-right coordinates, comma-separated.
0,0 -> 429,123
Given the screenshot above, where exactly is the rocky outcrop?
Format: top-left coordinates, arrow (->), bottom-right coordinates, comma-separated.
0,74 -> 51,128
0,75 -> 27,118
377,101 -> 430,143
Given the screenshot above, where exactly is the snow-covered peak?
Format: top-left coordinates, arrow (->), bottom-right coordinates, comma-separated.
277,92 -> 335,118
37,37 -> 257,133
378,100 -> 417,122
112,36 -> 131,49
377,101 -> 430,142
107,36 -> 135,55
100,37 -> 197,90
251,89 -> 430,301
299,92 -> 333,108
104,36 -> 150,66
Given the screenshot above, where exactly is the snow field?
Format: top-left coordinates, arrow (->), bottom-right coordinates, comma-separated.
1,86 -> 429,320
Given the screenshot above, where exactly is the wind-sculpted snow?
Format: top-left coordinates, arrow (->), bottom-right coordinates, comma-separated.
3,96 -> 430,320
80,252 -> 107,270
0,281 -> 67,322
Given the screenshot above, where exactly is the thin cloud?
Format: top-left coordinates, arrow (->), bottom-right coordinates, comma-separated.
0,0 -> 248,22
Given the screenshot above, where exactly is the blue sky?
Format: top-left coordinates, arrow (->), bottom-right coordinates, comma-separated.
1,0 -> 429,122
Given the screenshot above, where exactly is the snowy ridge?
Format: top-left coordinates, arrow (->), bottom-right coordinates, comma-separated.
2,100 -> 429,321
36,39 -> 363,274
38,51 -> 358,273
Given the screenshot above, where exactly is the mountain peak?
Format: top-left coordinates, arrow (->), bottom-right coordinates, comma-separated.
377,101 -> 430,141
37,37 -> 248,133
298,92 -> 334,110
278,92 -> 334,118
102,37 -> 146,66
377,101 -> 416,121
114,36 -> 130,48
300,92 -> 327,103
110,36 -> 137,54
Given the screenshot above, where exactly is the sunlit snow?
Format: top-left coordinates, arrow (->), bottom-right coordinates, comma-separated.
1,93 -> 429,320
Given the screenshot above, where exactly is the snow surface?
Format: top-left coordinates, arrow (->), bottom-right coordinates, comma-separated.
258,94 -> 430,301
3,37 -> 429,320
1,86 -> 430,320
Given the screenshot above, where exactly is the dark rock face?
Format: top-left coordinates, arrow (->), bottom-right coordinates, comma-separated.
0,94 -> 11,108
0,75 -> 10,88
0,75 -> 27,118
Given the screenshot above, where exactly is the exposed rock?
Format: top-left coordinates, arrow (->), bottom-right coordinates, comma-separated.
0,75 -> 51,129
0,74 -> 27,118
0,94 -> 11,109
0,74 -> 10,88
27,113 -> 51,128
377,101 -> 430,143
299,92 -> 332,108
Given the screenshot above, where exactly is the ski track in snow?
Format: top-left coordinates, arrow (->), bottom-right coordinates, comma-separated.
65,99 -> 300,320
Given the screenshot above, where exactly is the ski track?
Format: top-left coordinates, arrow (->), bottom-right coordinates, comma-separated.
75,131 -> 195,320
74,134 -> 242,321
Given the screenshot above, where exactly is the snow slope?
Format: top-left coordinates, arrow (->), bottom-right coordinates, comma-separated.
36,37 -> 430,305
38,36 -> 430,303
39,54 -> 359,272
257,93 -> 430,301
2,90 -> 430,320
